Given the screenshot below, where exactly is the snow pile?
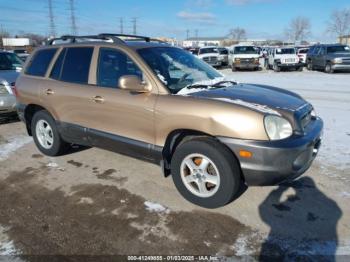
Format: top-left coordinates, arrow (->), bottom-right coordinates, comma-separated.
177,76 -> 230,95
0,226 -> 19,256
0,135 -> 32,161
144,201 -> 170,213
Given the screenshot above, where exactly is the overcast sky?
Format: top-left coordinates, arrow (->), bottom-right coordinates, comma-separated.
0,0 -> 349,42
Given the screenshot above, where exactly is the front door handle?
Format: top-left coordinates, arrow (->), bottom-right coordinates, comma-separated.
92,96 -> 104,103
46,89 -> 54,95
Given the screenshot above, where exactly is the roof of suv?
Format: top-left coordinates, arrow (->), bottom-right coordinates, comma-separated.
46,33 -> 172,50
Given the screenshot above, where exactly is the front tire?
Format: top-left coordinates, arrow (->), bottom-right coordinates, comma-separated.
307,61 -> 313,71
325,62 -> 334,73
273,63 -> 280,72
171,137 -> 241,208
31,110 -> 70,156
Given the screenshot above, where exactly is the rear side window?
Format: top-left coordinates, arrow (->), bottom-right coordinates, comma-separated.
60,47 -> 93,84
26,48 -> 57,77
50,48 -> 66,80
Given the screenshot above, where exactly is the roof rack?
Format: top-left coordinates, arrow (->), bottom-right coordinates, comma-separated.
46,33 -> 152,46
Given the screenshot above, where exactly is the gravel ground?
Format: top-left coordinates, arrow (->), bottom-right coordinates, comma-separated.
0,69 -> 349,261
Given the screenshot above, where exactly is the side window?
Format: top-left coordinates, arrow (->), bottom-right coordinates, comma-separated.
97,48 -> 143,88
50,48 -> 66,80
26,48 -> 57,77
60,47 -> 93,84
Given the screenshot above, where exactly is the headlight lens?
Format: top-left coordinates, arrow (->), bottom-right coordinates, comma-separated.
0,84 -> 9,95
333,58 -> 342,64
264,115 -> 293,140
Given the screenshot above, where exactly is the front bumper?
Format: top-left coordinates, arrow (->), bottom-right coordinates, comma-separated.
218,117 -> 323,186
278,62 -> 304,68
234,62 -> 260,69
332,64 -> 350,71
0,94 -> 16,115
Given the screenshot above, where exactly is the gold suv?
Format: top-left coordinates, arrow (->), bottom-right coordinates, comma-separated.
15,34 -> 323,208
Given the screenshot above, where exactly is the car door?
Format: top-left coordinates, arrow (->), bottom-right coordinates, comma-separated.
86,47 -> 158,162
313,46 -> 323,68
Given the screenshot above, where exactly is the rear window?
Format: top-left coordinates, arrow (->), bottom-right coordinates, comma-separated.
26,48 -> 57,77
327,45 -> 350,53
60,47 -> 93,84
298,49 -> 309,54
276,48 -> 296,55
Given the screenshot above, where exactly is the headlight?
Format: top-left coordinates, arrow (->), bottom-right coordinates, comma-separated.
0,83 -> 9,95
235,58 -> 240,61
310,109 -> 316,117
333,58 -> 342,64
264,115 -> 293,140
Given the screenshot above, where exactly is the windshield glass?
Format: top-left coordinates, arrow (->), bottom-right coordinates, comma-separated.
327,45 -> 350,53
234,46 -> 258,54
276,48 -> 296,54
138,47 -> 222,94
199,48 -> 219,54
0,53 -> 23,70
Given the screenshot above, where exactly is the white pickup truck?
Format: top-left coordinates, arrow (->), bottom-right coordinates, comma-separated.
197,46 -> 223,68
228,45 -> 260,71
267,47 -> 303,72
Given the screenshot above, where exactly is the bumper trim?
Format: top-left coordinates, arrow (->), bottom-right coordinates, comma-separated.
218,118 -> 323,186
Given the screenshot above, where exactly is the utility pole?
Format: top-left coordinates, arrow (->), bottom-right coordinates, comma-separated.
186,29 -> 190,40
119,17 -> 124,34
69,0 -> 77,35
48,0 -> 56,37
195,29 -> 198,39
131,17 -> 137,35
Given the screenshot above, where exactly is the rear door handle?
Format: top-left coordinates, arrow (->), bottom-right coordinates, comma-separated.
46,89 -> 54,95
92,96 -> 104,103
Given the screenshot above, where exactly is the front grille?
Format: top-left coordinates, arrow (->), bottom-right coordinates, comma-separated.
203,56 -> 218,63
240,58 -> 254,64
284,58 -> 296,63
342,58 -> 350,65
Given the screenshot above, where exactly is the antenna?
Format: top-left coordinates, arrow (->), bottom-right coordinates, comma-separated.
48,0 -> 56,37
69,0 -> 77,35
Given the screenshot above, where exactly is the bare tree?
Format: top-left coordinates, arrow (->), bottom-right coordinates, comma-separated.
0,25 -> 10,48
327,8 -> 350,44
285,16 -> 311,43
228,27 -> 246,41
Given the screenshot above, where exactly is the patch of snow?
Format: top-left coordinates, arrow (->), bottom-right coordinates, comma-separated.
0,135 -> 32,161
0,226 -> 19,256
46,162 -> 59,168
144,201 -> 170,213
177,76 -> 228,95
78,197 -> 94,204
340,192 -> 350,198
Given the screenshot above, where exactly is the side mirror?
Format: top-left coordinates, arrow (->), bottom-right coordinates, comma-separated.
119,75 -> 151,93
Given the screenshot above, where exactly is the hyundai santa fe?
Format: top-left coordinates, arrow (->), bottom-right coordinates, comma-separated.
15,34 -> 323,208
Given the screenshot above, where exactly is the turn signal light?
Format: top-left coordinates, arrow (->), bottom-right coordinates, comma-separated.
239,150 -> 252,158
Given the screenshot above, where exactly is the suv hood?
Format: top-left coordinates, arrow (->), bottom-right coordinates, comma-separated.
232,54 -> 259,59
0,70 -> 20,85
198,53 -> 219,58
183,83 -> 307,114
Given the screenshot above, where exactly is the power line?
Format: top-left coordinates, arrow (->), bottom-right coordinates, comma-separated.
69,0 -> 77,35
131,17 -> 137,35
48,0 -> 56,37
119,17 -> 124,34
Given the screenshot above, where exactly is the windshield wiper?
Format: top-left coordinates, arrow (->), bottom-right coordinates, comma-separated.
211,80 -> 237,87
187,84 -> 211,89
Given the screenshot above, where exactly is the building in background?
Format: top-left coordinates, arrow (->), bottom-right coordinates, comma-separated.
338,35 -> 350,45
183,37 -> 227,48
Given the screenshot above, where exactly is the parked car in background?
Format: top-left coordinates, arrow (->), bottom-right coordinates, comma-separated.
198,46 -> 222,67
185,47 -> 200,56
228,45 -> 260,71
15,33 -> 323,208
0,51 -> 23,117
297,48 -> 309,65
267,47 -> 303,72
218,47 -> 229,66
13,49 -> 30,62
306,44 -> 350,73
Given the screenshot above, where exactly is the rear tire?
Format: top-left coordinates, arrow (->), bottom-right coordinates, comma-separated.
31,110 -> 70,156
171,137 -> 241,208
231,65 -> 237,72
297,66 -> 303,72
307,61 -> 313,71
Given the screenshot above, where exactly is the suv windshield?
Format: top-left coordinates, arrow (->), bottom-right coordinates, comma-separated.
276,48 -> 296,55
234,46 -> 258,54
138,47 -> 222,94
0,52 -> 23,70
199,48 -> 219,54
327,45 -> 350,53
